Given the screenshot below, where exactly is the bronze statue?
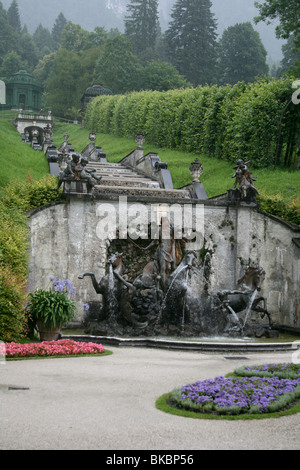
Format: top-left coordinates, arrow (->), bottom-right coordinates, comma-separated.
57,153 -> 101,190
232,159 -> 260,198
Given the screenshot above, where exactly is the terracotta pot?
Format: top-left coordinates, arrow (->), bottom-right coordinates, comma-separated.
37,321 -> 61,341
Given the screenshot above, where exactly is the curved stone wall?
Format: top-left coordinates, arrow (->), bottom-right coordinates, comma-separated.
28,199 -> 300,329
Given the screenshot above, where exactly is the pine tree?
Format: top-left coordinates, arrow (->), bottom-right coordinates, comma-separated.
0,2 -> 17,59
124,0 -> 159,62
52,12 -> 67,50
7,0 -> 21,33
165,0 -> 218,86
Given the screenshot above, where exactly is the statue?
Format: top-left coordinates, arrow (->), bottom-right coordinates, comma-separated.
57,153 -> 102,190
232,159 -> 260,199
79,253 -> 148,328
216,266 -> 272,332
128,217 -> 185,292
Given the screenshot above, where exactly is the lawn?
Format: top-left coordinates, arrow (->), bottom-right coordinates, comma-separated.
0,115 -> 49,190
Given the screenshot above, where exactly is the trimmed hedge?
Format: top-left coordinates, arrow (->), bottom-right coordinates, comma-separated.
85,78 -> 300,169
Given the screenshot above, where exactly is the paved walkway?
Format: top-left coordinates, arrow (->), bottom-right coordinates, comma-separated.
0,346 -> 299,450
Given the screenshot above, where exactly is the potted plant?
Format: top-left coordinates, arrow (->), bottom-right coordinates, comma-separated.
26,277 -> 77,341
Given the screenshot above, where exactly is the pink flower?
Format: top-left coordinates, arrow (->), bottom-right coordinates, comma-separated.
5,340 -> 105,358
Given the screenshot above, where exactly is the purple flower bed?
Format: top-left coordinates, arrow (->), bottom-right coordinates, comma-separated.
235,363 -> 300,380
172,375 -> 300,415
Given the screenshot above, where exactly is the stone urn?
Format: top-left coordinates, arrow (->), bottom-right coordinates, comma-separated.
189,158 -> 203,181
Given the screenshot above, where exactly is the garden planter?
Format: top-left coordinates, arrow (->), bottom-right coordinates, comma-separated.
37,321 -> 61,341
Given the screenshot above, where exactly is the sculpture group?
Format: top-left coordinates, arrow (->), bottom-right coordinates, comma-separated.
79,216 -> 274,339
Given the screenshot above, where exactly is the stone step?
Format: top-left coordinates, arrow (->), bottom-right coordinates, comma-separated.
92,171 -> 148,178
94,185 -> 191,200
97,179 -> 160,188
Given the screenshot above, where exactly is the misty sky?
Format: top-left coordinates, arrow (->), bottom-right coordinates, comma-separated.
1,0 -> 284,61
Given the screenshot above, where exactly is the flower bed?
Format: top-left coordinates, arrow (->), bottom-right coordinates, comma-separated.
5,339 -> 105,359
170,375 -> 300,416
234,363 -> 300,380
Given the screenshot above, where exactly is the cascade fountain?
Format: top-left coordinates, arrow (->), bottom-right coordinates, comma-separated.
79,220 -> 276,340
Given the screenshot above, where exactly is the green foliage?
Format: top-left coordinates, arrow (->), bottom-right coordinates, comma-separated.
258,193 -> 300,225
85,77 -> 300,170
254,0 -> 300,48
93,35 -> 143,94
0,263 -> 27,342
165,0 -> 218,86
217,22 -> 269,85
125,0 -> 159,61
0,175 -> 62,342
26,289 -> 76,330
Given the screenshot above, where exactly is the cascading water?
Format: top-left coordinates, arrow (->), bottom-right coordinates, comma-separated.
80,246 -> 275,339
155,264 -> 189,330
107,263 -> 118,321
242,288 -> 258,332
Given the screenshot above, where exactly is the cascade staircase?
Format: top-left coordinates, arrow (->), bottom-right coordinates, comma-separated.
86,161 -> 192,200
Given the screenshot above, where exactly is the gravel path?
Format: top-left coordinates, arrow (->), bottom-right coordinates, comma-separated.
0,347 -> 299,450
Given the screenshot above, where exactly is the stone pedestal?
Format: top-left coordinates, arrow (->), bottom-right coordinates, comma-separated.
64,180 -> 93,195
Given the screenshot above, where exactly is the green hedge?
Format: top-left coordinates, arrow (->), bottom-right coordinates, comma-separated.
85,78 -> 300,169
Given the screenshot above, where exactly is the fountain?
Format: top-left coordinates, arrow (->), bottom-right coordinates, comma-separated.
56,139 -> 286,343
79,217 -> 277,340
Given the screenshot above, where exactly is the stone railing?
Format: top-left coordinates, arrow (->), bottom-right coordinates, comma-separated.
17,112 -> 52,121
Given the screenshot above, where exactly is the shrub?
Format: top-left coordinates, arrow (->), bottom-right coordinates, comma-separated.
0,264 -> 28,342
0,177 -> 63,342
84,77 -> 299,169
26,278 -> 77,330
259,194 -> 300,226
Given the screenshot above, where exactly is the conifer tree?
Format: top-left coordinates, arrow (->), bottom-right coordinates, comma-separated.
165,0 -> 218,86
52,12 -> 67,50
7,0 -> 21,33
124,0 -> 159,62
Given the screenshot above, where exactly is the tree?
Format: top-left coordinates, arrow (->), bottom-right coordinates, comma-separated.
0,50 -> 23,80
124,0 -> 159,63
17,31 -> 39,70
254,0 -> 300,48
7,0 -> 21,33
45,48 -> 84,118
60,21 -> 90,53
277,35 -> 300,77
139,59 -> 191,91
165,0 -> 218,86
0,2 -> 17,62
33,52 -> 57,85
93,35 -> 143,93
33,24 -> 54,58
52,12 -> 67,50
217,22 -> 269,85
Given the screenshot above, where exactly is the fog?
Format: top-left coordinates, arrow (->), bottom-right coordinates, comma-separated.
1,0 -> 284,61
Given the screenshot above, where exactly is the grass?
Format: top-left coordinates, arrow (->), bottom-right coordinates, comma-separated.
52,122 -> 300,203
0,115 -> 49,191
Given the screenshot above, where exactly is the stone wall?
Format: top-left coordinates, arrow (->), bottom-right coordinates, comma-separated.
28,199 -> 300,329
